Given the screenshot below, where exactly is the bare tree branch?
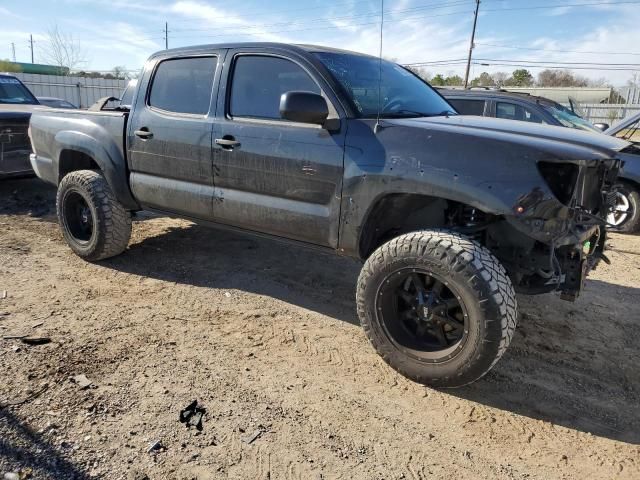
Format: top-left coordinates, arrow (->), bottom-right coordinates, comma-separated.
38,25 -> 89,72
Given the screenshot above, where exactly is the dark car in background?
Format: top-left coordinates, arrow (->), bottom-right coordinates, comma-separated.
442,88 -> 640,232
605,113 -> 640,232
440,88 -> 603,132
37,96 -> 78,109
0,73 -> 45,178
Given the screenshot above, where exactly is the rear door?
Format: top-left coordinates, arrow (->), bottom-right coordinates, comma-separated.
127,53 -> 223,220
211,49 -> 346,247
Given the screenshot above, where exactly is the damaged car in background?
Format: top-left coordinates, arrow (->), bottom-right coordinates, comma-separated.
28,43 -> 627,387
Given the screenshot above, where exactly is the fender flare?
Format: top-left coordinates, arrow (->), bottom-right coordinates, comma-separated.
53,130 -> 139,210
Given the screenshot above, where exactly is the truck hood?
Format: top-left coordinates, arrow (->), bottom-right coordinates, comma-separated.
390,114 -> 630,158
0,103 -> 50,120
0,103 -> 49,113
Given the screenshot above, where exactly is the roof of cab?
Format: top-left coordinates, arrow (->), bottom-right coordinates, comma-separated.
438,88 -> 558,106
149,42 -> 375,59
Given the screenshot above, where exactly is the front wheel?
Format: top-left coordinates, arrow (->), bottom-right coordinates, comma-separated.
356,230 -> 518,388
607,182 -> 640,233
56,170 -> 132,261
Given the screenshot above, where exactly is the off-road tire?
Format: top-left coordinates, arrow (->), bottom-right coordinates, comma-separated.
356,230 -> 518,388
56,170 -> 131,261
612,182 -> 640,233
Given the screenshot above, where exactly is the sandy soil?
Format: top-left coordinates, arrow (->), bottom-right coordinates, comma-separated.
1,177 -> 639,480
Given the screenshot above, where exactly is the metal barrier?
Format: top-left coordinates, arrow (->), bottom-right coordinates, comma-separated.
10,73 -> 127,108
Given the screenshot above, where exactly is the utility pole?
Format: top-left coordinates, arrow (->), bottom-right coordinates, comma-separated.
11,42 -> 16,62
463,0 -> 480,89
163,22 -> 169,50
29,34 -> 34,63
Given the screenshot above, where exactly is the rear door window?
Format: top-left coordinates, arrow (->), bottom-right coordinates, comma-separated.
229,55 -> 320,120
447,98 -> 486,116
149,57 -> 217,115
496,102 -> 545,124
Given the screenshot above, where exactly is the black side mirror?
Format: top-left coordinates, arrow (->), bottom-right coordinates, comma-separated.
593,123 -> 610,132
280,91 -> 329,126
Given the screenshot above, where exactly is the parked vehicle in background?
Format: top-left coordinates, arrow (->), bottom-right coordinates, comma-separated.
605,113 -> 640,232
29,43 -> 626,387
37,97 -> 78,109
0,73 -> 47,178
441,88 -> 640,232
440,88 -> 604,132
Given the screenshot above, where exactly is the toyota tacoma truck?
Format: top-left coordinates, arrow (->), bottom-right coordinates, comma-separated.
29,43 -> 627,387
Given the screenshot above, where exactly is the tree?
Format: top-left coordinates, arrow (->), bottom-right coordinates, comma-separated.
492,72 -> 509,88
506,69 -> 534,87
431,74 -> 446,86
405,65 -> 431,82
470,72 -> 495,87
111,66 -> 129,80
39,25 -> 88,72
0,59 -> 21,73
536,69 -> 588,87
444,74 -> 463,86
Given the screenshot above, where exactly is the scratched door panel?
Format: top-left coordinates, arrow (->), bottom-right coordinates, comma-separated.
212,51 -> 345,248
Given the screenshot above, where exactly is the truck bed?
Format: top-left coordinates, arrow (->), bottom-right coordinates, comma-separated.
29,108 -> 127,186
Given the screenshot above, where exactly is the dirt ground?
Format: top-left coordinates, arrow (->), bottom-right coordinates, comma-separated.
0,177 -> 639,480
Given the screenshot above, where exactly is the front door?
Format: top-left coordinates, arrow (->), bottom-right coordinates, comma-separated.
127,54 -> 222,220
211,50 -> 346,247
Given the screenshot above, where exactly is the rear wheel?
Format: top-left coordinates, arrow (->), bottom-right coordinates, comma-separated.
356,230 -> 518,388
56,170 -> 131,261
607,182 -> 640,233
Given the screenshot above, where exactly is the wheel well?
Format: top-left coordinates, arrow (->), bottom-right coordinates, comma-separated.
619,177 -> 640,194
358,193 -> 494,259
58,150 -> 100,183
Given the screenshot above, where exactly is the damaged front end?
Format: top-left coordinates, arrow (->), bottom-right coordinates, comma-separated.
488,157 -> 621,301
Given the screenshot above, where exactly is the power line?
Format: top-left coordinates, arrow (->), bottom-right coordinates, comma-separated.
166,0 -> 474,34
475,58 -> 640,67
163,0 -> 473,31
475,42 -> 640,56
472,61 -> 640,71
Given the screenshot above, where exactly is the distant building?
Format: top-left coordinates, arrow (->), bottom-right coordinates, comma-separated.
3,61 -> 69,76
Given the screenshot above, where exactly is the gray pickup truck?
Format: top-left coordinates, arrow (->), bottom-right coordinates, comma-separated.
29,43 -> 628,387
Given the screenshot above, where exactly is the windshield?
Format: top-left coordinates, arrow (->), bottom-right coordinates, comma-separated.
314,52 -> 455,118
0,77 -> 39,105
542,103 -> 600,132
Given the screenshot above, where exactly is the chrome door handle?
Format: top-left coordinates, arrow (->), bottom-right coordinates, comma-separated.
215,138 -> 241,148
134,129 -> 153,139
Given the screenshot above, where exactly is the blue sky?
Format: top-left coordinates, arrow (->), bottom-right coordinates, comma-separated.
1,0 -> 639,85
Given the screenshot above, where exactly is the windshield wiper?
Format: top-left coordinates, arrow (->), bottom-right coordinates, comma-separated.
380,109 -> 456,118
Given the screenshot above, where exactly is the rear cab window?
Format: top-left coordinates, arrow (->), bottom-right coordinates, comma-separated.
228,55 -> 321,120
448,98 -> 486,116
149,56 -> 217,115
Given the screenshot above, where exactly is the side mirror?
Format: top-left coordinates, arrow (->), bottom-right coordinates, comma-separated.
593,123 -> 609,132
279,91 -> 329,126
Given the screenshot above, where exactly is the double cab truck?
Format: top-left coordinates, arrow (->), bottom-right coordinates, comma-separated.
28,43 -> 628,387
